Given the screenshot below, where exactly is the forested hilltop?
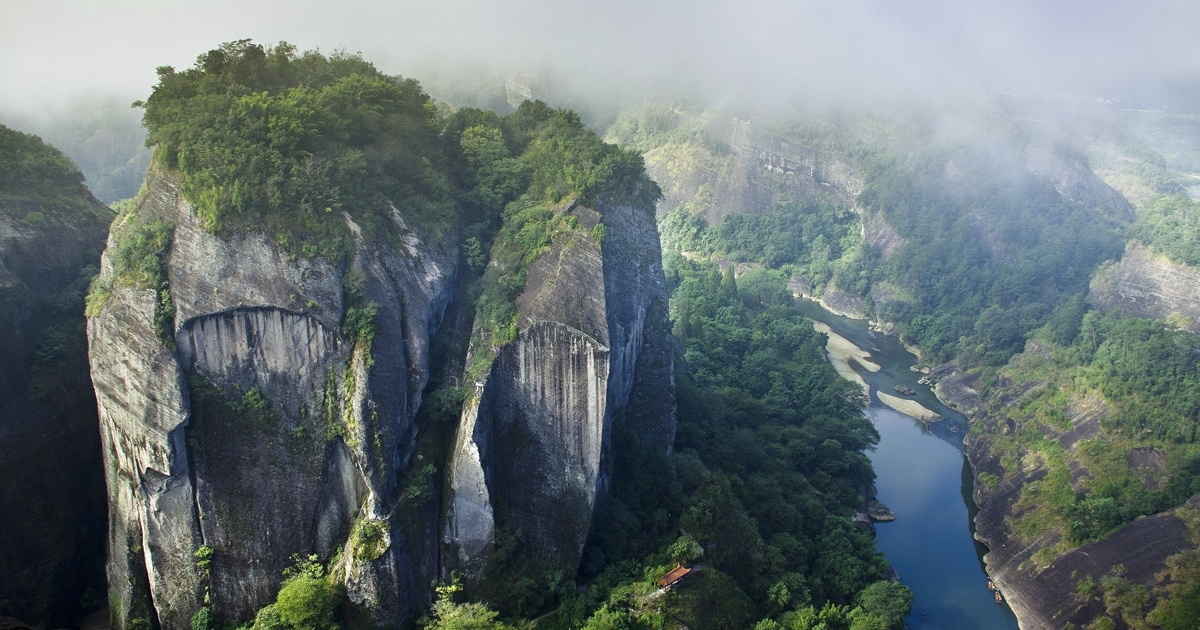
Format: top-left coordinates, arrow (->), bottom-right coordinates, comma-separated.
609,100 -> 1200,628
74,40 -> 910,630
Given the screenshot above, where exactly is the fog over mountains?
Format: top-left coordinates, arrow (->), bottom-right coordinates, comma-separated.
3,0 -> 1200,122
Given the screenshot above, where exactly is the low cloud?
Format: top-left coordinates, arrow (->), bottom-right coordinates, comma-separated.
3,0 -> 1198,122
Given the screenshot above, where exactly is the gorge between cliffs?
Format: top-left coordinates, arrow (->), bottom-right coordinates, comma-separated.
6,37 -> 1200,630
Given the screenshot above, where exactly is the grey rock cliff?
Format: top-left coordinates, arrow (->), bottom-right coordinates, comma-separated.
443,201 -> 676,576
0,194 -> 111,627
1090,240 -> 1200,333
90,170 -> 456,627
645,119 -> 864,227
967,398 -> 1197,629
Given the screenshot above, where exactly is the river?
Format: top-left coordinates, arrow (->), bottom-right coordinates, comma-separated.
793,300 -> 1019,629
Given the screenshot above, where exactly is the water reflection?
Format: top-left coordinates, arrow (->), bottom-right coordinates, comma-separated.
869,408 -> 1018,629
793,299 -> 1018,628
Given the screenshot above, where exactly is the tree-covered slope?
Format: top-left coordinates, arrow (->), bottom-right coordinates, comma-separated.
140,39 -> 460,258
609,102 -> 1200,629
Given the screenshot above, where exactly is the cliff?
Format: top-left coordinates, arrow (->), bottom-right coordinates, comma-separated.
949,338 -> 1198,629
0,134 -> 112,627
1090,240 -> 1200,333
643,118 -> 864,227
443,200 -> 676,577
89,169 -> 456,627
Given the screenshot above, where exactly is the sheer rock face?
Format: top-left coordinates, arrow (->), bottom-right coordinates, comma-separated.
1090,240 -> 1200,333
644,120 -> 864,227
444,201 -> 676,576
89,170 -> 456,628
818,282 -> 867,320
0,195 -> 111,627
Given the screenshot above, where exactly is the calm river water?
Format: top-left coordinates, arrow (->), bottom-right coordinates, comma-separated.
793,300 -> 1019,629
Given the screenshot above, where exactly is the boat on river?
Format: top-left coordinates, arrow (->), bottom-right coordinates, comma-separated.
894,384 -> 915,395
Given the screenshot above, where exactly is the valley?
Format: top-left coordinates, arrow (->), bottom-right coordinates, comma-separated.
3,32 -> 1200,630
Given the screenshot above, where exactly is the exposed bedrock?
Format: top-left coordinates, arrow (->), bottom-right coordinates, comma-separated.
444,201 -> 676,577
0,193 -> 111,627
1090,240 -> 1200,333
89,169 -> 456,627
644,119 -> 865,227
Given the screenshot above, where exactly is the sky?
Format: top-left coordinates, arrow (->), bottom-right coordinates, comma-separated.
2,0 -> 1200,121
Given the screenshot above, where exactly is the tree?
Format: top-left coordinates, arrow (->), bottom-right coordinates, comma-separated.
721,265 -> 738,296
274,565 -> 341,630
426,582 -> 513,630
852,581 -> 912,629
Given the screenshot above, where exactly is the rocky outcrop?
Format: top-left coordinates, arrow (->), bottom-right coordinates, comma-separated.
89,170 -> 456,627
818,281 -> 867,319
969,423 -> 1198,628
644,119 -> 863,226
861,211 -> 903,261
1025,147 -> 1135,222
0,193 -> 111,627
958,347 -> 1196,629
444,201 -> 675,576
1090,240 -> 1200,333
931,365 -> 981,417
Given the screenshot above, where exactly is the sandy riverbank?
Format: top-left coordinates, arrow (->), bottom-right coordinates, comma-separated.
813,321 -> 878,395
876,392 -> 942,422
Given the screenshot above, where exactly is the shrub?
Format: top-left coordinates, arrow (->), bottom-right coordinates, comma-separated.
274,573 -> 340,630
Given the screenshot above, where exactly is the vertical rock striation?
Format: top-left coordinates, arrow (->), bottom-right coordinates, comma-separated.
89,169 -> 456,627
444,201 -> 676,577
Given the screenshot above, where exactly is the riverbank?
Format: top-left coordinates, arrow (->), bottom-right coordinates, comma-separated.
807,303 -> 1019,628
876,391 -> 942,423
813,320 -> 948,424
813,320 -> 875,394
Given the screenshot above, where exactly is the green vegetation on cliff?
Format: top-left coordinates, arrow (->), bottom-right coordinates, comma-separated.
142,39 -> 455,257
442,100 -> 658,366
453,251 -> 906,630
618,106 -> 1126,368
140,40 -> 657,264
0,125 -> 111,627
973,311 -> 1200,553
1130,194 -> 1200,266
857,145 -> 1126,365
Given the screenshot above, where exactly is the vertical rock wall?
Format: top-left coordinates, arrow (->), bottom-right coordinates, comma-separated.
0,195 -> 112,627
443,201 -> 676,576
89,170 -> 456,627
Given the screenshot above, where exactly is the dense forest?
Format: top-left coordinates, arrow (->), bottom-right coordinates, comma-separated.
0,123 -> 90,209
610,102 -> 1200,627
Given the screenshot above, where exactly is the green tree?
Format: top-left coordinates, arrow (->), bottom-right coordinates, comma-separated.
425,582 -> 512,630
273,560 -> 341,630
852,581 -> 912,629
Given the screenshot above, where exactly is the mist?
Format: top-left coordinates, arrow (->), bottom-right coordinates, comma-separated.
3,0 -> 1199,124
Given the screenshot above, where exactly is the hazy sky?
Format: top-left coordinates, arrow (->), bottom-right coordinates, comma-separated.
2,0 -> 1199,119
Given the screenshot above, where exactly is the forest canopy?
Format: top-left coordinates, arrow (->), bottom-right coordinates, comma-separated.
0,123 -> 88,209
141,39 -> 455,257
139,40 -> 657,262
